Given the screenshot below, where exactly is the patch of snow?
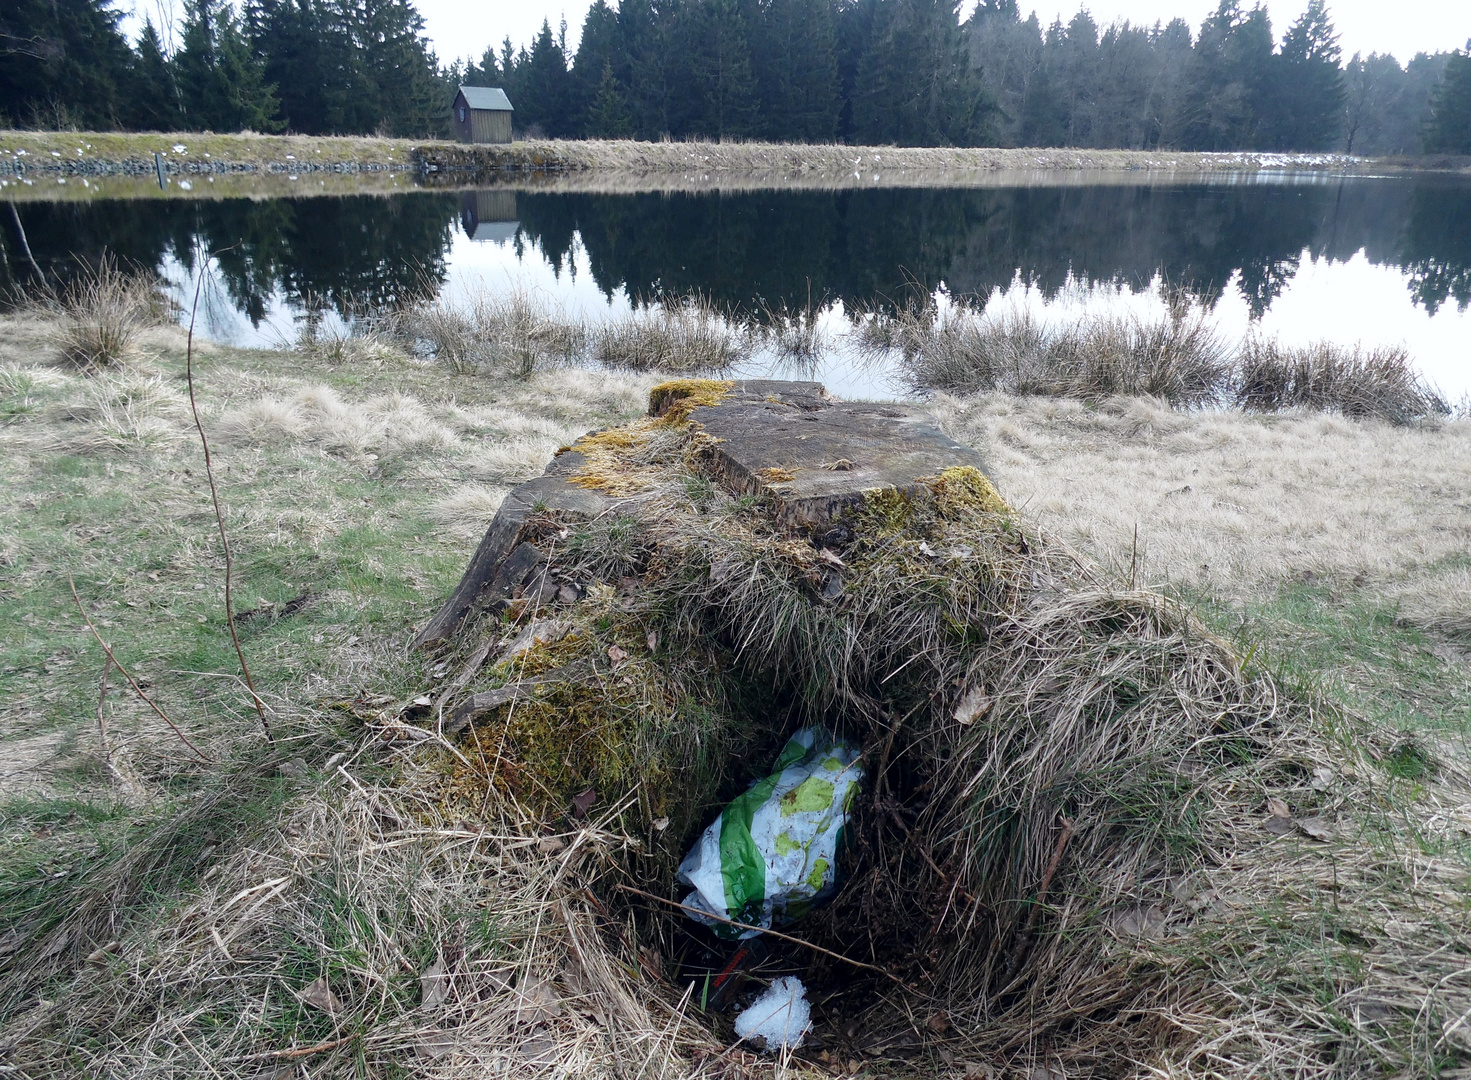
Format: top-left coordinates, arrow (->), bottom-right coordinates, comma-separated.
173,144 -> 187,153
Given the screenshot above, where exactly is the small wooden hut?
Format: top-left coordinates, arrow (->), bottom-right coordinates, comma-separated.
452,86 -> 514,144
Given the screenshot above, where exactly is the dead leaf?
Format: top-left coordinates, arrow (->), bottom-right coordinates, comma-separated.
953,686 -> 993,726
414,1031 -> 455,1059
1029,1067 -> 1067,1080
85,941 -> 120,965
1266,796 -> 1291,818
963,1063 -> 996,1080
295,976 -> 342,1014
1311,765 -> 1334,791
572,788 -> 597,818
917,540 -> 941,558
1264,814 -> 1295,836
647,630 -> 659,652
1109,904 -> 1167,940
925,1011 -> 950,1034
607,644 -> 628,666
817,548 -> 846,568
420,959 -> 449,1010
538,835 -> 566,854
39,929 -> 69,960
652,816 -> 670,832
1297,816 -> 1335,842
0,928 -> 23,957
517,1034 -> 557,1064
514,977 -> 563,1025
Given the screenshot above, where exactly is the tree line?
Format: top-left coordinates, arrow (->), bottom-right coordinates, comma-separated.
1,0 -> 1468,153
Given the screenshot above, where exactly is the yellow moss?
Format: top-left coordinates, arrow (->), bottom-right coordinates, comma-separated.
560,419 -> 658,494
648,379 -> 735,424
862,486 -> 914,532
928,466 -> 1013,518
756,465 -> 798,484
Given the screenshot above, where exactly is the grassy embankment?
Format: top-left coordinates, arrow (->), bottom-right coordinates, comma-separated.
9,128 -> 1464,180
0,278 -> 1469,1075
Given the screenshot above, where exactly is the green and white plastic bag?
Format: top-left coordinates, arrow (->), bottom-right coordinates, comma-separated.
678,729 -> 862,940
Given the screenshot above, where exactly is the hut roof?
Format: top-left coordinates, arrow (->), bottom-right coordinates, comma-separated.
457,86 -> 513,112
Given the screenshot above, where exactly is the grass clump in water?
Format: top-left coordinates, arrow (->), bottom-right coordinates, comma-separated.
1235,337 -> 1448,423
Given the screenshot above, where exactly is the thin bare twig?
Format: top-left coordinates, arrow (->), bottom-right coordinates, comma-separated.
613,883 -> 913,988
95,655 -> 113,765
183,251 -> 273,743
68,573 -> 211,762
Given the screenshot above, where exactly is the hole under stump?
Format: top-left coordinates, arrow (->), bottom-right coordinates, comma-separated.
600,706 -> 1002,1068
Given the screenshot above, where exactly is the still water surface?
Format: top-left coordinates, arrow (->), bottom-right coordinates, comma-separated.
9,171 -> 1470,399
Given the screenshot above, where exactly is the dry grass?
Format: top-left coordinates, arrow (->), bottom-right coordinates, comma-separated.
1236,338 -> 1449,423
591,296 -> 749,373
42,260 -> 171,371
930,393 -> 1471,600
883,302 -> 1231,407
3,299 -> 1470,1079
386,287 -> 586,377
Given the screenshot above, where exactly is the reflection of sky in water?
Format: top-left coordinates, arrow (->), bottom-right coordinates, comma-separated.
164,211 -> 1471,404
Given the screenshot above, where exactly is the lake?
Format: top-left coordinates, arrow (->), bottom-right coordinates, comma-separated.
5,170 -> 1470,401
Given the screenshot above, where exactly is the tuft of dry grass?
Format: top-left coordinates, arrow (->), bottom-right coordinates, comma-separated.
1235,338 -> 1449,423
46,260 -> 170,371
887,302 -> 1233,407
591,296 -> 749,373
387,287 -> 586,378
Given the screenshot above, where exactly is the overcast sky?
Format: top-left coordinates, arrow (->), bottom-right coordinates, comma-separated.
123,0 -> 1468,70
396,0 -> 1469,67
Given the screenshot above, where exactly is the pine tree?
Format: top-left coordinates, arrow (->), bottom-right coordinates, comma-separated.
130,19 -> 183,130
0,0 -> 134,128
687,0 -> 760,138
516,20 -> 573,136
1425,44 -> 1471,154
176,0 -> 281,131
569,0 -> 624,135
755,0 -> 840,141
588,61 -> 635,136
1263,0 -> 1343,150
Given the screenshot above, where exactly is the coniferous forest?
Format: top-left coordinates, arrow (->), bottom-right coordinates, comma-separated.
1,0 -> 1468,154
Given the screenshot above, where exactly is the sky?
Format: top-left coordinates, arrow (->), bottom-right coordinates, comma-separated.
397,0 -> 1470,68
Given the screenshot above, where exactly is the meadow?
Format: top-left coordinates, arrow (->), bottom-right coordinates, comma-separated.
0,274 -> 1468,1077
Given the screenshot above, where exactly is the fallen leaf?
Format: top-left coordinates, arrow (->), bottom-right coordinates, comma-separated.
963,1063 -> 996,1080
1311,765 -> 1334,791
1264,814 -> 1295,836
538,835 -> 566,854
647,630 -> 659,652
295,976 -> 342,1014
517,1034 -> 557,1063
514,977 -> 563,1025
85,941 -> 120,965
411,695 -> 430,707
953,686 -> 994,726
1297,816 -> 1335,842
0,928 -> 23,957
572,788 -> 597,818
652,816 -> 670,832
925,1011 -> 950,1034
916,540 -> 941,558
39,930 -> 69,960
414,1031 -> 455,1059
1266,796 -> 1291,818
607,645 -> 628,666
1109,904 -> 1168,940
420,959 -> 449,1010
817,548 -> 846,568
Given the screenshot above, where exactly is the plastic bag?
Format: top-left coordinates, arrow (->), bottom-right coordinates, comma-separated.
678,729 -> 862,940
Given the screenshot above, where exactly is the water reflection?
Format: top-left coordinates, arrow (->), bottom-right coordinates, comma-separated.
3,173 -> 1468,394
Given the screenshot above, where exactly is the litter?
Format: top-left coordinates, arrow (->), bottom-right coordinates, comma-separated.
678,729 -> 862,939
733,975 -> 812,1050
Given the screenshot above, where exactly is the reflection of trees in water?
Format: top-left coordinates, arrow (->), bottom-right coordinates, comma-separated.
1402,183 -> 1471,315
5,179 -> 1471,324
3,194 -> 457,323
513,179 -> 1471,318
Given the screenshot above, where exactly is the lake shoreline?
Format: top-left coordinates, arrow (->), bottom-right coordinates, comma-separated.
5,129 -> 1470,185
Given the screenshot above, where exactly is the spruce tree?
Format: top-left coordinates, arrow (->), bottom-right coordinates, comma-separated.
755,0 -> 840,141
588,62 -> 636,136
130,19 -> 183,130
1264,0 -> 1343,150
0,0 -> 134,128
176,0 -> 281,131
1425,44 -> 1471,154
